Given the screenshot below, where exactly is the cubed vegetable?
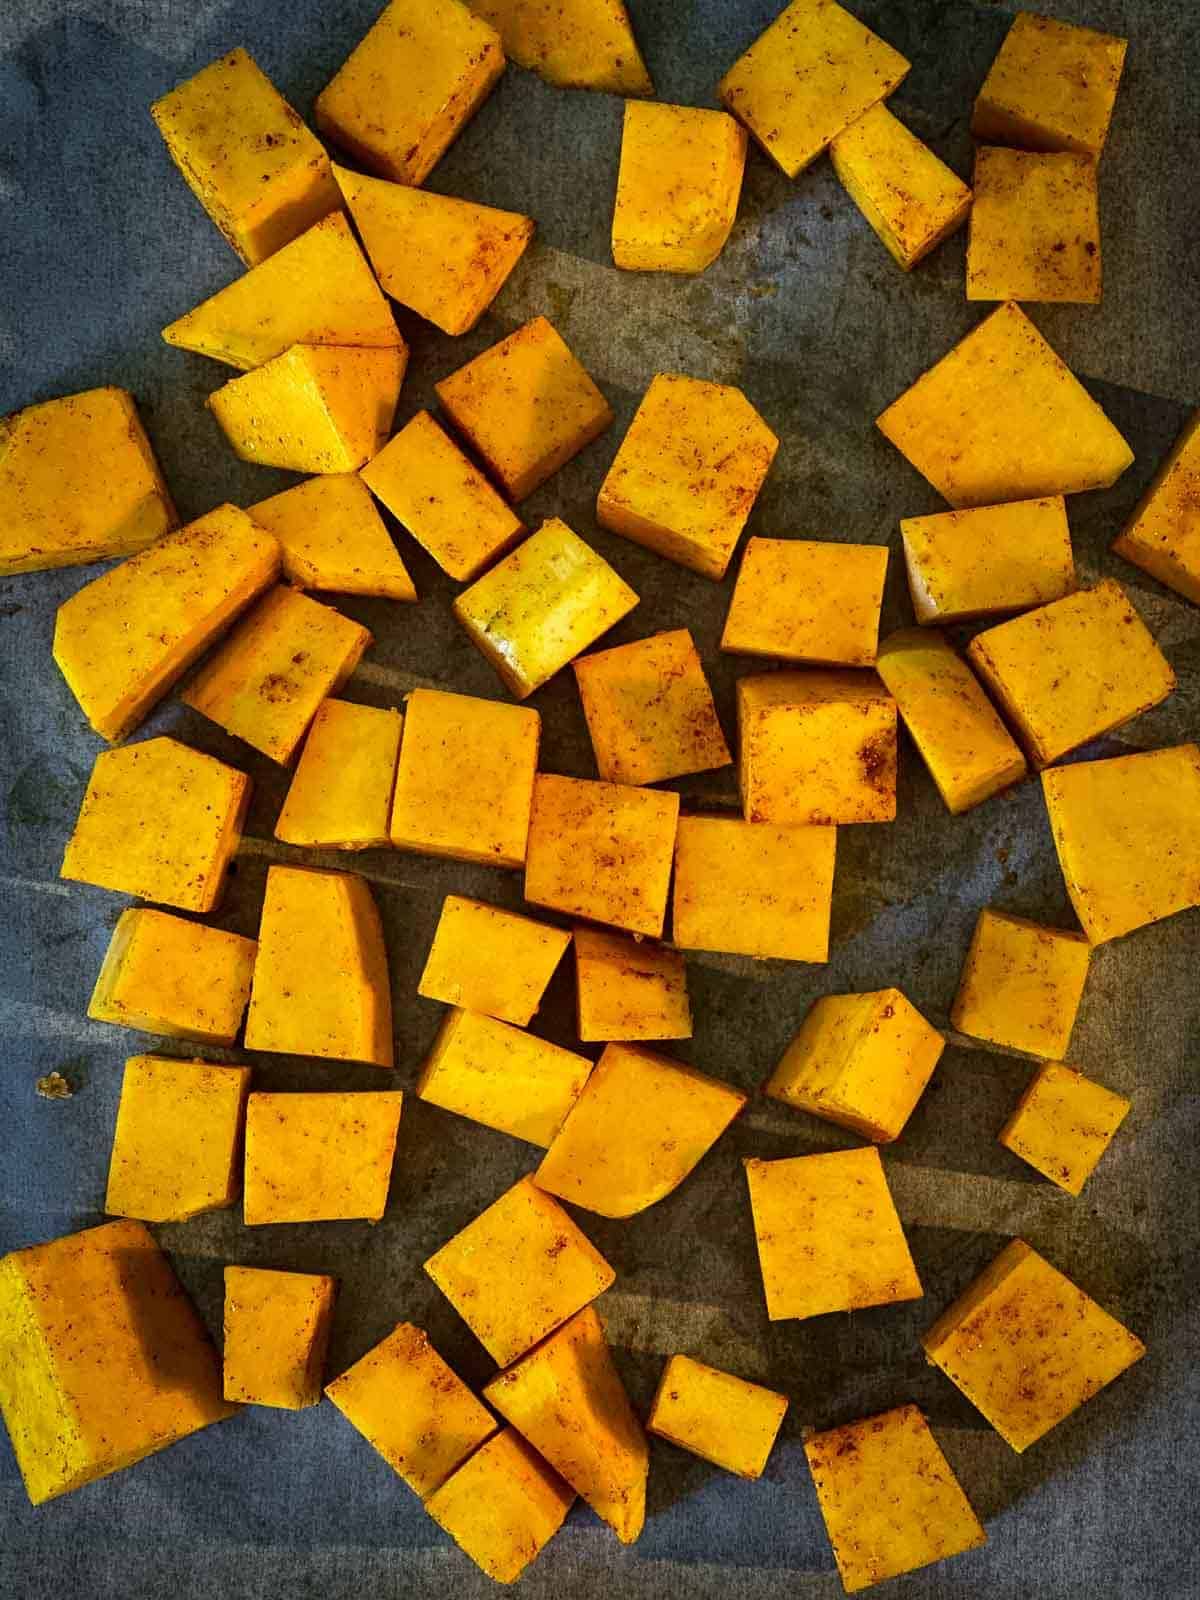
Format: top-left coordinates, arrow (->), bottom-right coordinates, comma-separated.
425,1428 -> 574,1584
89,909 -> 256,1046
1111,409 -> 1200,605
972,11 -> 1127,157
648,1354 -> 787,1480
999,1063 -> 1131,1195
721,537 -> 888,665
467,0 -> 652,93
418,895 -> 571,1026
901,497 -> 1074,624
967,147 -> 1100,304
275,699 -> 403,850
574,926 -> 691,1043
243,1090 -> 403,1224
250,473 -> 416,600
223,1267 -> 337,1409
612,102 -> 747,274
951,909 -> 1090,1059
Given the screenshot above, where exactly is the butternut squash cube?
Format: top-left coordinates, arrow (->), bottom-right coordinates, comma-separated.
467,0 -> 652,94
61,738 -> 249,912
737,670 -> 897,826
524,773 -> 678,938
316,0 -> 504,187
53,504 -> 280,742
574,925 -> 691,1043
88,908 -> 256,1046
418,895 -> 571,1026
0,1220 -> 234,1505
901,497 -> 1074,625
597,373 -> 778,580
744,1147 -> 922,1321
0,386 -> 176,576
390,688 -> 539,868
425,1428 -> 574,1584
999,1063 -> 1131,1195
876,301 -> 1133,506
181,586 -> 372,765
275,699 -> 403,850
223,1266 -> 336,1410
325,1321 -> 497,1496
417,1009 -> 591,1147
951,909 -> 1090,1059
250,473 -> 417,601
722,537 -> 888,665
830,102 -> 972,270
968,147 -> 1100,304
972,11 -> 1127,158
648,1354 -> 787,1480
1041,744 -> 1200,944
922,1239 -> 1144,1451
361,410 -> 523,581
436,317 -> 613,502
484,1306 -> 647,1543
151,48 -> 341,266
243,1090 -> 403,1223
765,987 -> 944,1143
612,102 -> 747,274
875,629 -> 1026,813
245,865 -> 393,1067
424,1175 -> 615,1366
1112,409 -> 1200,605
805,1405 -> 986,1592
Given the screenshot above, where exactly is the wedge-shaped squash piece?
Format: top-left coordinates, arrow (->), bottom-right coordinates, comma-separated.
89,908 -> 256,1046
536,1042 -> 746,1218
951,909 -> 1090,1060
0,1220 -> 235,1505
467,0 -> 652,93
574,926 -> 691,1043
245,864 -> 393,1067
967,148 -> 1100,305
426,1428 -> 575,1584
485,1307 -> 648,1544
162,213 -> 400,371
181,586 -> 371,764
1112,410 -> 1200,605
648,1355 -> 788,1481
250,473 -> 416,600
901,497 -> 1075,625
971,11 -> 1127,158
999,1062 -> 1131,1196
275,699 -> 403,849
53,504 -> 279,742
243,1090 -> 403,1223
418,896 -> 571,1026
613,102 -> 746,274
0,386 -> 176,576
722,536 -> 888,665
224,1267 -> 337,1410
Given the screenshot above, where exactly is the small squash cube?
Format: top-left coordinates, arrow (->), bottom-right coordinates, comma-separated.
951,909 -> 1090,1059
250,473 -> 416,601
88,908 -> 256,1046
967,147 -> 1100,304
524,773 -> 679,938
275,699 -> 403,850
467,0 -> 652,93
243,1090 -> 403,1224
901,496 -> 1074,625
223,1266 -> 337,1409
418,895 -> 571,1026
425,1428 -> 574,1584
597,373 -> 779,580
722,537 -> 888,666
424,1175 -> 615,1366
648,1354 -> 787,1480
744,1147 -> 922,1321
922,1239 -> 1144,1451
999,1063 -> 1131,1196
1112,409 -> 1200,605
612,101 -> 747,274
972,11 -> 1127,158
574,925 -> 691,1043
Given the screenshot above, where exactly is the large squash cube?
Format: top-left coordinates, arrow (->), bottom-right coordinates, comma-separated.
805,1405 -> 986,1592
972,11 -> 1127,158
436,316 -> 613,502
89,909 -> 256,1046
951,909 -> 1090,1059
648,1354 -> 787,1480
922,1239 -> 1144,1451
243,1090 -> 403,1224
597,373 -> 778,580
61,738 -> 248,913
765,988 -> 944,1143
0,1220 -> 234,1505
250,473 -> 416,601
424,1176 -> 615,1366
876,301 -> 1133,506
744,1147 -> 921,1321
1041,744 -> 1200,943
0,386 -> 176,576
275,699 -> 403,850
467,0 -> 652,93
574,925 -> 691,1043
524,773 -> 678,938
418,895 -> 571,1026
425,1428 -> 574,1584
1112,409 -> 1200,606
721,537 -> 888,666
999,1063 -> 1131,1195
223,1267 -> 337,1409
967,148 -> 1100,304
612,101 -> 747,274
901,497 -> 1074,625
390,688 -> 539,868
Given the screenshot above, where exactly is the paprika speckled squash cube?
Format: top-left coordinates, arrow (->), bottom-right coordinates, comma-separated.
648,1355 -> 788,1480
223,1267 -> 337,1410
418,896 -> 571,1026
574,925 -> 691,1043
967,148 -> 1100,304
275,699 -> 403,850
721,537 -> 888,665
971,11 -> 1127,158
243,1090 -> 403,1224
1112,410 -> 1200,605
951,909 -> 1090,1059
425,1428 -> 575,1584
901,497 -> 1074,625
612,102 -> 747,274
998,1063 -> 1131,1195
89,909 -> 256,1046
250,473 -> 416,601
467,0 -> 652,93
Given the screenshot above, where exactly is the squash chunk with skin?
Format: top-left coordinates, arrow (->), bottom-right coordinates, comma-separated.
362,410 -> 523,582
972,11 -> 1127,158
250,474 -> 416,601
765,988 -> 945,1143
805,1405 -> 987,1593
424,1176 -> 615,1366
426,1428 -> 575,1584
574,629 -> 730,786
182,586 -> 371,765
574,926 -> 691,1043
0,387 -> 176,576
418,1009 -> 592,1148
151,48 -> 341,266
922,1239 -> 1144,1451
0,1220 -> 235,1506
718,0 -> 910,178
536,1042 -> 746,1218
53,504 -> 279,742
673,815 -> 836,963
738,670 -> 896,826
722,537 -> 888,665
162,213 -> 400,371
597,374 -> 779,581
745,1147 -> 922,1321
1112,409 -> 1200,605
876,629 -> 1026,814
275,700 -> 403,850
999,1063 -> 1131,1196
334,167 -> 533,336
390,688 -> 539,868
245,865 -> 393,1067
467,0 -> 652,94
901,497 -> 1074,625
524,774 -> 678,938
89,908 -> 256,1046
437,317 -> 614,502
223,1267 -> 336,1410
951,909 -> 1090,1060
1041,744 -> 1200,944
830,102 -> 972,270
649,1355 -> 788,1480
243,1091 -> 403,1224
613,102 -> 747,274
968,148 -> 1100,304
61,738 -> 248,912
325,1321 -> 497,1497
419,896 -> 571,1026
876,302 -> 1133,507
484,1307 -> 648,1544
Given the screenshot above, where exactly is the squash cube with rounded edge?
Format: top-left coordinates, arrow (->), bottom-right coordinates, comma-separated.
468,0 -> 652,94
649,1355 -> 787,1481
425,1428 -> 575,1585
901,497 -> 1074,625
951,909 -> 1090,1060
243,1091 -> 403,1224
418,895 -> 571,1026
612,101 -> 747,275
971,11 -> 1127,158
574,925 -> 691,1043
250,473 -> 416,601
1112,410 -> 1200,605
722,537 -> 888,666
275,699 -> 403,850
968,148 -> 1100,304
999,1063 -> 1131,1196
89,908 -> 256,1046
223,1267 -> 337,1410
